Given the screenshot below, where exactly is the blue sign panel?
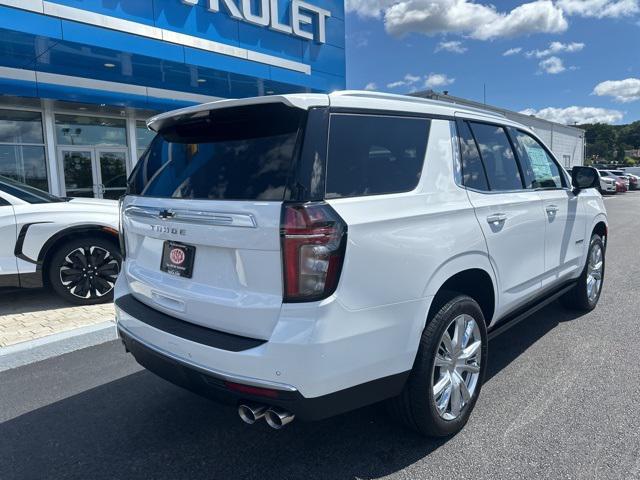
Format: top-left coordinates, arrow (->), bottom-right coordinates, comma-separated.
0,0 -> 345,108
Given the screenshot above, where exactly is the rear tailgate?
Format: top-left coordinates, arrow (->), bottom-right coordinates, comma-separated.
120,100 -> 320,340
122,197 -> 282,339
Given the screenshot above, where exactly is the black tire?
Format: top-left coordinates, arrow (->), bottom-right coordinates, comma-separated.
388,294 -> 488,437
47,236 -> 122,305
561,234 -> 605,312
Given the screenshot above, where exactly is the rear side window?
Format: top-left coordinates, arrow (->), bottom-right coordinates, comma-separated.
468,122 -> 523,191
457,121 -> 489,191
511,130 -> 564,189
325,114 -> 430,198
128,104 -> 304,201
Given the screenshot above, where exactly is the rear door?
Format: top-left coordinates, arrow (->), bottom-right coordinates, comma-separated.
121,103 -> 307,340
457,119 -> 546,318
509,128 -> 586,287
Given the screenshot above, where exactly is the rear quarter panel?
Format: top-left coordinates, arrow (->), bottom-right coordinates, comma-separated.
327,119 -> 493,312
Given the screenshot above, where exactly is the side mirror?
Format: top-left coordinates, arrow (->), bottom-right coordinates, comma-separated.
571,166 -> 600,194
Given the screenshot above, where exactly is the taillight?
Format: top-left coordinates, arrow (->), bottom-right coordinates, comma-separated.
281,202 -> 347,302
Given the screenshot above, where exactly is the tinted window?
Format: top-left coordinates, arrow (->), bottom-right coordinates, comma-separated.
55,115 -> 127,147
469,122 -> 522,191
326,114 -> 429,198
512,130 -> 563,189
458,121 -> 489,191
0,175 -> 63,204
128,104 -> 304,201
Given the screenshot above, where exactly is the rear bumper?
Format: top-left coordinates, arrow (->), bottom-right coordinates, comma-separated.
117,322 -> 408,421
114,286 -> 427,419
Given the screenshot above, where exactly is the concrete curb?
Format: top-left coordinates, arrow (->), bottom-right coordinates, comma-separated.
0,321 -> 118,372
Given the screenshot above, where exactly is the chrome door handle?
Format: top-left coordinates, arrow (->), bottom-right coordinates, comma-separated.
546,205 -> 559,213
486,213 -> 507,224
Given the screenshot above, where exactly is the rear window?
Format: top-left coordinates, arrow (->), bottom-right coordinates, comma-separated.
325,114 -> 430,198
127,104 -> 304,201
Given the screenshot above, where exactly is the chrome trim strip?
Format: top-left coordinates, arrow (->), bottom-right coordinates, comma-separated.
117,322 -> 298,392
0,66 -> 222,104
125,206 -> 257,228
0,0 -> 311,74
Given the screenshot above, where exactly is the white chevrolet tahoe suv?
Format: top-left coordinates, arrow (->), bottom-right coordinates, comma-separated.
115,91 -> 607,437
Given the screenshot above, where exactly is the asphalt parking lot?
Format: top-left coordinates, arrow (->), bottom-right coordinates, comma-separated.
1,193 -> 639,480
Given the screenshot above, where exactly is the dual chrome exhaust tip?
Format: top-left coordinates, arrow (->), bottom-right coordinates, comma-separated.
238,404 -> 295,429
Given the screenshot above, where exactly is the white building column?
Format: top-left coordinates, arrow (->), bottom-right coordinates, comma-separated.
41,99 -> 62,196
126,109 -> 138,172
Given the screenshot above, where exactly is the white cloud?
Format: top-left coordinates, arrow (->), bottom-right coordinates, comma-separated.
592,78 -> 640,102
387,73 -> 422,88
539,56 -> 566,74
435,40 -> 467,53
382,0 -> 567,40
558,0 -> 640,18
425,73 -> 455,88
345,0 -> 396,17
503,47 -> 523,56
364,82 -> 378,90
526,41 -> 585,58
521,106 -> 624,124
386,72 -> 454,90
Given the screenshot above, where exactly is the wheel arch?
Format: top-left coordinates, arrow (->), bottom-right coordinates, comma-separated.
426,266 -> 496,327
592,219 -> 607,243
38,225 -> 120,286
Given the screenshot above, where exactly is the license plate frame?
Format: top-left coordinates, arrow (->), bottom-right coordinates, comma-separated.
160,241 -> 196,278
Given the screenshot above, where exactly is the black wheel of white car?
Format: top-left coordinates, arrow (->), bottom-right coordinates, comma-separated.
561,234 -> 605,312
48,236 -> 122,305
388,294 -> 488,437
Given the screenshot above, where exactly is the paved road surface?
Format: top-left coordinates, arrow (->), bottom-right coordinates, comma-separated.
2,193 -> 639,480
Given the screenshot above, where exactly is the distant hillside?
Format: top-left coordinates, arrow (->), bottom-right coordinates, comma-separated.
577,121 -> 640,164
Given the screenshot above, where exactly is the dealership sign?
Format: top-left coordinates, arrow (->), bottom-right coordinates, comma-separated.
182,0 -> 330,43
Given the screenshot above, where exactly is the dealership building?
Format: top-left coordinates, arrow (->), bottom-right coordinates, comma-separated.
0,0 -> 345,198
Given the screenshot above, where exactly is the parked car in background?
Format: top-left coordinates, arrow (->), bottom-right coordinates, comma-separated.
598,174 -> 617,194
599,170 -> 628,192
615,171 -> 639,190
115,91 -> 608,438
0,176 -> 121,304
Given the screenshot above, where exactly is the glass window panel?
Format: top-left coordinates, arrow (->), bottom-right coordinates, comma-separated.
512,130 -> 564,189
100,151 -> 127,189
458,121 -> 489,191
0,175 -> 60,204
468,122 -> 522,191
63,151 -> 94,193
0,109 -> 44,144
326,114 -> 430,198
55,114 -> 127,146
0,145 -> 48,191
136,120 -> 156,152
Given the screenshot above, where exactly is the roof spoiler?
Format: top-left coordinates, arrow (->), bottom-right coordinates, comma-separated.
147,94 -> 328,133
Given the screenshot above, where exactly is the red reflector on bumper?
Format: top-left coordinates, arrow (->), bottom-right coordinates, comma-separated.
225,381 -> 279,399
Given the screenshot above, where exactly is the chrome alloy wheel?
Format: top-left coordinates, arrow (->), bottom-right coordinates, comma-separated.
59,246 -> 120,299
431,314 -> 482,421
586,243 -> 604,302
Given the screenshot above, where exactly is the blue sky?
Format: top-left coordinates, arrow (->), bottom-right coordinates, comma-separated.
344,0 -> 640,124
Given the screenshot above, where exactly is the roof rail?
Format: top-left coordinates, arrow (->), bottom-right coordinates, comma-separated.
331,90 -> 506,118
